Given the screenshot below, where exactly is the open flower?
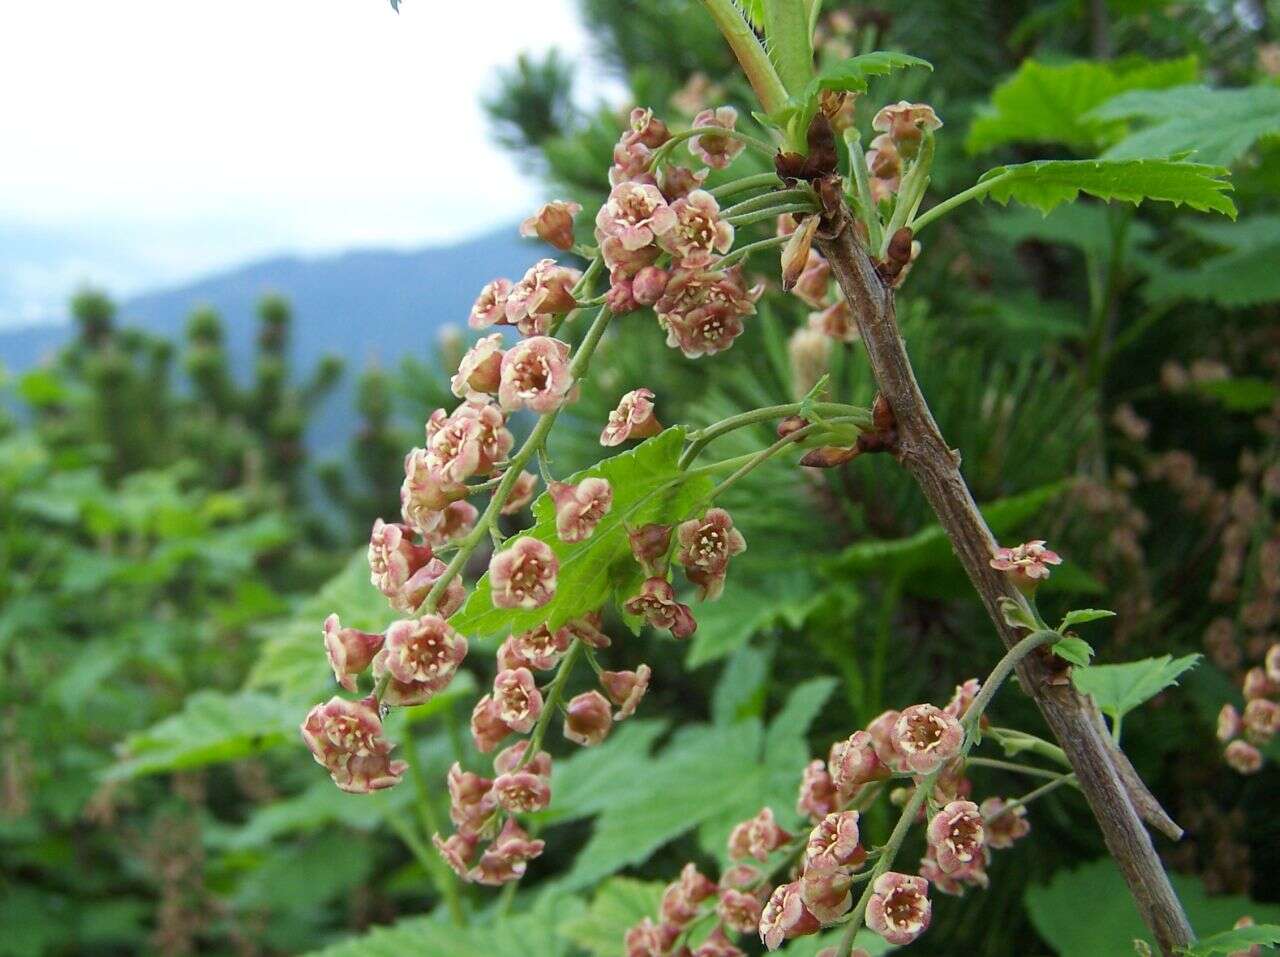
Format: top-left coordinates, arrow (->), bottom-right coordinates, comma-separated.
490,537 -> 559,609
627,106 -> 670,149
718,888 -> 763,935
623,576 -> 697,639
469,278 -> 513,329
799,868 -> 854,925
872,101 -> 942,158
500,470 -> 539,515
759,881 -> 820,951
498,624 -> 572,672
470,818 -> 545,885
451,333 -> 505,397
690,106 -> 744,169
805,810 -> 865,873
323,614 -> 385,692
919,844 -> 989,897
493,667 -> 543,733
374,615 -> 469,706
796,760 -> 838,823
1243,698 -> 1279,744
893,704 -> 964,774
927,800 -> 985,875
865,872 -> 932,946
301,696 -> 407,794
660,190 -> 734,269
498,336 -> 574,414
400,448 -> 468,529
420,500 -> 480,548
1225,739 -> 1263,774
601,235 -> 662,281
493,770 -> 552,814
601,388 -> 662,446
520,200 -> 582,251
596,182 -> 678,251
601,665 -> 652,719
470,694 -> 512,753
433,832 -> 478,879
990,540 -> 1062,590
368,519 -> 434,599
564,690 -> 613,746
438,397 -> 513,477
447,762 -> 495,835
980,796 -> 1030,849
675,508 -> 747,600
730,807 -> 793,862
828,730 -> 888,796
549,477 -> 613,543
505,259 -> 581,335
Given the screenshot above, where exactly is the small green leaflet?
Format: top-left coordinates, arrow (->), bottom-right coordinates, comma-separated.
765,51 -> 932,131
1052,636 -> 1095,667
449,427 -> 713,637
978,159 -> 1236,219
1181,924 -> 1280,956
1072,654 -> 1201,722
1059,608 -> 1116,629
1090,84 -> 1280,168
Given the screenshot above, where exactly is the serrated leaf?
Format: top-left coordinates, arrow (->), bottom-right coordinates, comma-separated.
1060,608 -> 1116,629
979,159 -> 1236,219
1183,924 -> 1280,955
1072,654 -> 1201,722
769,51 -> 932,135
1091,84 -> 1280,167
559,879 -> 665,957
449,428 -> 713,637
1143,242 -> 1280,308
966,56 -> 1199,154
1052,636 -> 1095,667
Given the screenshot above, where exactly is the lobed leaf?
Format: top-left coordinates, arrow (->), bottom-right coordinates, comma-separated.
1183,925 -> 1280,956
449,427 -> 714,638
1060,608 -> 1116,629
1072,653 -> 1201,723
978,159 -> 1236,219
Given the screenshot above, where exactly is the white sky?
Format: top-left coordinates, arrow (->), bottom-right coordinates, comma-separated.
0,0 -> 601,326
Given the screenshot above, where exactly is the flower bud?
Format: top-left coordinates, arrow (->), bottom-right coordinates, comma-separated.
632,266 -> 670,306
323,614 -> 385,692
601,665 -> 652,720
519,200 -> 582,251
564,690 -> 613,746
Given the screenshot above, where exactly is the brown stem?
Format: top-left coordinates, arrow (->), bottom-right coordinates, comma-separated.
817,222 -> 1195,956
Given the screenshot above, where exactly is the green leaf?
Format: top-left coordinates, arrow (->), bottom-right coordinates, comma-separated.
1060,608 -> 1117,629
559,879 -> 664,957
1072,654 -> 1201,723
450,428 -> 713,637
1051,636 -> 1095,667
986,203 -> 1156,260
1026,857 -> 1280,957
687,565 -> 818,666
979,159 -> 1236,219
1194,377 -> 1280,412
1091,84 -> 1280,167
966,56 -> 1199,154
770,51 -> 932,132
1143,245 -> 1280,308
1183,924 -> 1280,956
105,691 -> 298,781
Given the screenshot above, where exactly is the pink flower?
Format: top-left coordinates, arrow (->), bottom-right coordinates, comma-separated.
1218,703 -> 1242,742
721,864 -> 761,889
450,333 -> 505,397
989,540 -> 1063,590
893,704 -> 965,774
420,500 -> 479,548
659,865 -> 713,928
470,694 -> 512,753
628,523 -> 673,575
601,665 -> 652,719
489,536 -> 559,609
447,762 -> 496,835
606,279 -> 640,316
656,267 -> 762,359
927,800 -> 985,875
323,613 -> 385,692
866,133 -> 901,180
690,106 -> 744,169
758,881 -> 820,951
433,831 -> 478,878
569,612 -> 612,649
400,448 -> 468,529
498,624 -> 572,672
919,844 -> 989,897
1266,642 -> 1280,683
498,336 -> 574,414
383,554 -> 465,617
376,615 -> 468,704
550,477 -> 614,543
799,867 -> 853,924
423,408 -> 484,483
808,299 -> 859,343
675,508 -> 747,600
470,818 -> 545,885
866,709 -> 904,768
944,678 -> 983,725
1243,698 -> 1279,745
872,101 -> 943,158
623,576 -> 697,639
519,200 -> 582,251
796,760 -> 838,823
828,730 -> 889,796
632,266 -> 671,306
692,928 -> 746,957
493,667 -> 543,733
602,389 -> 662,447
865,872 -> 932,946
505,259 -> 582,336
500,470 -> 539,515
731,807 -> 793,862
300,696 -> 407,794
792,251 -> 831,309
804,810 -> 865,873
1225,739 -> 1263,774
625,918 -> 680,957
493,770 -> 552,813
596,182 -> 678,251
608,138 -> 656,188
469,278 -> 513,330
658,164 -> 709,202
980,797 -> 1031,849
564,690 -> 613,746
717,887 -> 763,935
1243,666 -> 1278,701
659,190 -> 734,269
601,234 -> 662,280
627,107 -> 670,149
493,739 -> 553,777
367,519 -> 437,609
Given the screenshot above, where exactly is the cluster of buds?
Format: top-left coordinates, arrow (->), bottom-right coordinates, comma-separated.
866,100 -> 942,198
777,213 -> 858,344
599,105 -> 764,357
1218,642 -> 1280,774
626,677 -> 1037,955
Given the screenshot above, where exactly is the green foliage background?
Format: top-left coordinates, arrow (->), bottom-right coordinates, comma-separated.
4,1 -> 1280,954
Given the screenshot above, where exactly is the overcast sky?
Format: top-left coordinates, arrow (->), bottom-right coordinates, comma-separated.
0,0 -> 600,327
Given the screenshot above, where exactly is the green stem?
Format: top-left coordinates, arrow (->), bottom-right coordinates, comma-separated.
721,188 -> 815,219
403,722 -> 466,926
762,0 -> 815,95
909,171 -> 1010,234
990,772 -> 1078,820
718,233 -> 791,268
696,0 -> 789,113
725,202 -> 819,227
845,131 -> 883,255
880,134 -> 933,257
680,401 -> 870,469
650,126 -> 778,171
987,726 -> 1072,769
519,639 -> 584,764
966,756 -> 1080,784
710,172 -> 784,199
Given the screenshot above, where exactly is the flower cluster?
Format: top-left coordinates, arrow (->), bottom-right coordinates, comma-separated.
1218,641 -> 1280,774
625,678 -> 1036,955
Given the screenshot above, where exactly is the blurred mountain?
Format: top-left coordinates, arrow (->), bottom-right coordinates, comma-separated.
0,224 -> 543,449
